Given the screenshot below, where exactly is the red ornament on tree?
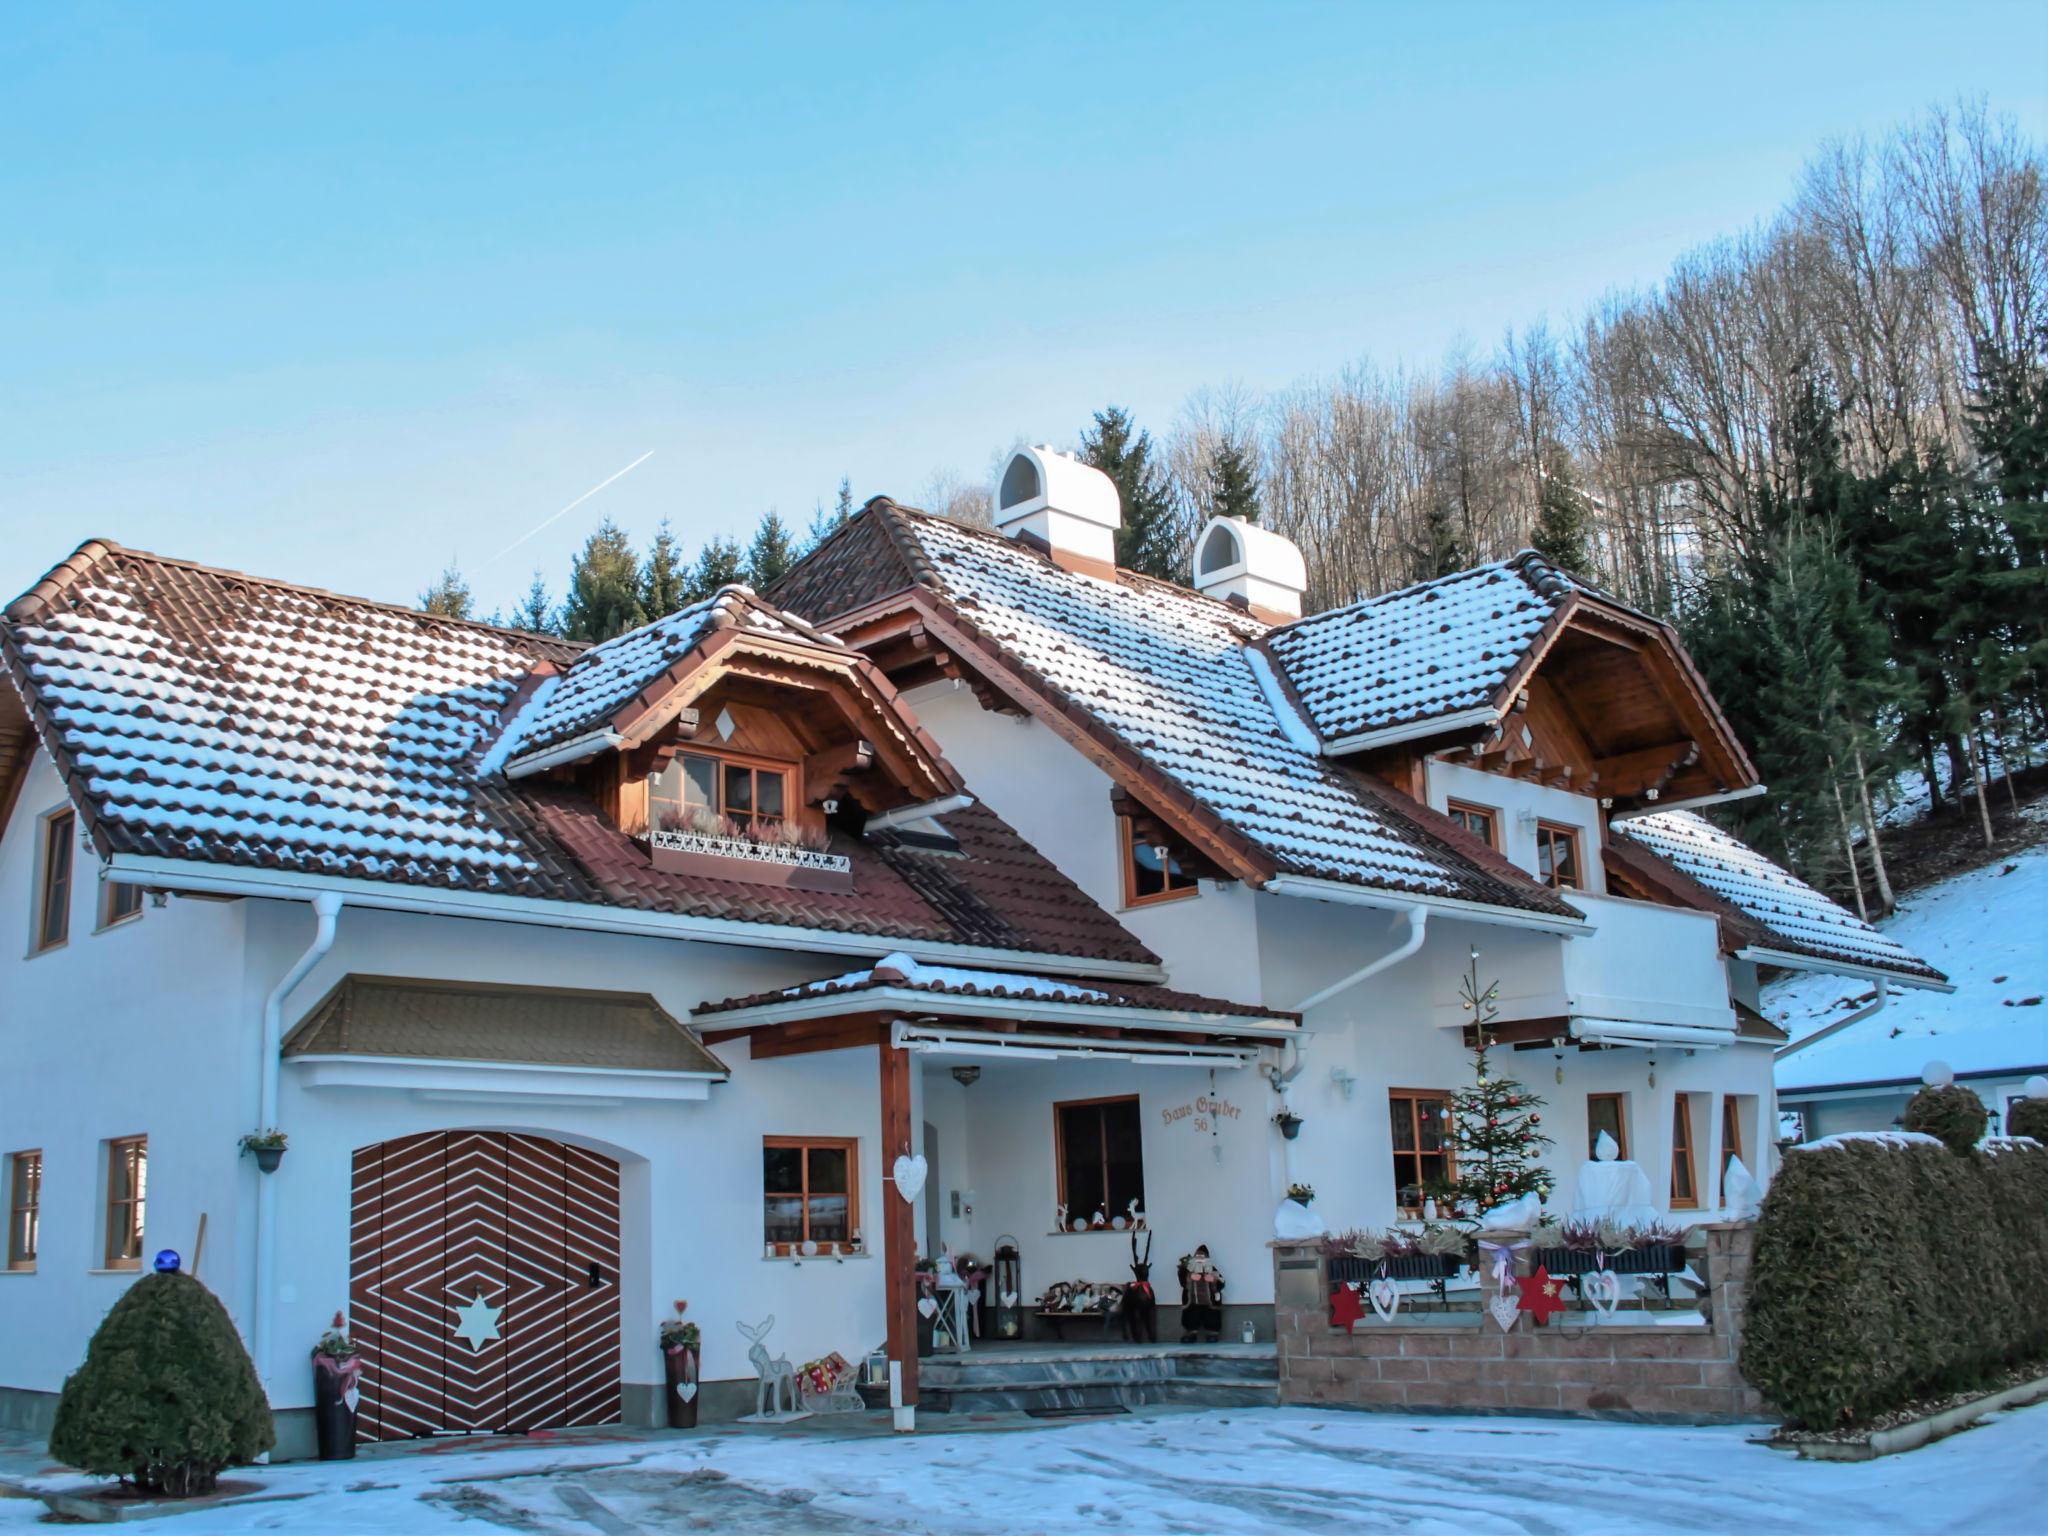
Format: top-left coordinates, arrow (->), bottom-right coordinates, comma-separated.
1517,1266 -> 1569,1327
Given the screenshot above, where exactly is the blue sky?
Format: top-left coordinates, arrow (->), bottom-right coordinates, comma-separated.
3,2 -> 2043,614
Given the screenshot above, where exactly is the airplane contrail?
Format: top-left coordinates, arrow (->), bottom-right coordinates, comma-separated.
480,450 -> 655,570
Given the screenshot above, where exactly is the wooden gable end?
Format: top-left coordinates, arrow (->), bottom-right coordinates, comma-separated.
0,674 -> 37,846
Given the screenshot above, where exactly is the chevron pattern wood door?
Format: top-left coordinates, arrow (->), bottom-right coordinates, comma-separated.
350,1132 -> 621,1441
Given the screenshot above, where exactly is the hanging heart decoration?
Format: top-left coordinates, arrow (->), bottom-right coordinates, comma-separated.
1000,1291 -> 1019,1308
917,1295 -> 939,1319
1367,1277 -> 1401,1322
676,1381 -> 699,1403
1487,1291 -> 1521,1333
1583,1269 -> 1621,1318
343,1386 -> 361,1414
892,1154 -> 928,1204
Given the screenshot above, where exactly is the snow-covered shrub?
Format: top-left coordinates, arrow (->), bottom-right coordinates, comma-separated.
1741,1136 -> 2045,1428
1901,1082 -> 1989,1155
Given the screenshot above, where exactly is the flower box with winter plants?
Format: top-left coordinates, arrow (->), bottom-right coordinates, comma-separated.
644,809 -> 852,892
1324,1225 -> 1471,1285
1529,1218 -> 1693,1278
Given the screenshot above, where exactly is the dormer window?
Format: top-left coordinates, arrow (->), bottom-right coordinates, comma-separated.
1536,820 -> 1583,891
650,749 -> 789,835
1121,815 -> 1198,907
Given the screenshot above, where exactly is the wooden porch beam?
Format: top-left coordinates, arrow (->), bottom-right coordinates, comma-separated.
879,1039 -> 918,1416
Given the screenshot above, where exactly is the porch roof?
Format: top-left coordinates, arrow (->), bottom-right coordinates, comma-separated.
691,951 -> 1298,1044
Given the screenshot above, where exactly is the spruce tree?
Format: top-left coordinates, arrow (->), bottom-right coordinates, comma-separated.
1208,441 -> 1262,525
508,571 -> 558,635
561,519 -> 647,643
1440,951 -> 1553,1215
1412,500 -> 1467,580
1529,444 -> 1595,576
682,535 -> 744,603
805,477 -> 855,552
1080,406 -> 1179,579
640,520 -> 687,619
419,564 -> 474,620
745,510 -> 797,589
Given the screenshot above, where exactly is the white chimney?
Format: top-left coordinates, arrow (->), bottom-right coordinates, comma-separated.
995,445 -> 1121,581
1193,515 -> 1306,623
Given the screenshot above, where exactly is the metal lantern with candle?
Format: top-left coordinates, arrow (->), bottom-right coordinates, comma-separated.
992,1236 -> 1024,1340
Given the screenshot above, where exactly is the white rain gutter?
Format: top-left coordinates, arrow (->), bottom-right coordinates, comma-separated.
1569,1017 -> 1739,1049
1609,784 -> 1767,820
101,854 -> 1168,984
1262,873 -> 1589,938
254,893 -> 342,1394
1734,946 -> 1955,995
1317,706 -> 1501,758
891,1019 -> 1263,1069
1774,979 -> 1888,1061
503,728 -> 628,780
863,794 -> 975,834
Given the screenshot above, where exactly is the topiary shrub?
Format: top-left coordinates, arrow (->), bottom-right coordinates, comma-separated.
50,1272 -> 274,1496
2008,1097 -> 2048,1144
1902,1082 -> 1988,1155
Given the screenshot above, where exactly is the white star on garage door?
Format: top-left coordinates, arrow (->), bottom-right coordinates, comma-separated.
450,1293 -> 503,1353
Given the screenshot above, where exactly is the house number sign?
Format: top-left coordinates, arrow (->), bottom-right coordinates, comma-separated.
1161,1095 -> 1241,1134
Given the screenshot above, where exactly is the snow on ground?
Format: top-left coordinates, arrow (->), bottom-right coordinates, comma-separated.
4,1404 -> 2045,1535
1771,841 -> 2048,1091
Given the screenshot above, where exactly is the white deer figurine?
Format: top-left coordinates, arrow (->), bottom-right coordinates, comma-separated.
737,1315 -> 797,1417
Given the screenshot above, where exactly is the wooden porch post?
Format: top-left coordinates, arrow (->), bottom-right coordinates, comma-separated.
878,1036 -> 919,1423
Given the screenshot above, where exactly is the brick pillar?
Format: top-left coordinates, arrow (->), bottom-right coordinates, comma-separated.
1700,1219 -> 1765,1418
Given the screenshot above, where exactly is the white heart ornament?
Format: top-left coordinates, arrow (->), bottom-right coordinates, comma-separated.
1000,1291 -> 1019,1307
1367,1277 -> 1401,1322
1583,1269 -> 1621,1318
343,1386 -> 360,1414
1487,1292 -> 1521,1333
892,1154 -> 928,1204
917,1296 -> 938,1319
676,1381 -> 698,1402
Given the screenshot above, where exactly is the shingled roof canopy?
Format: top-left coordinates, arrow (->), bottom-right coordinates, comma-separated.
283,974 -> 732,1076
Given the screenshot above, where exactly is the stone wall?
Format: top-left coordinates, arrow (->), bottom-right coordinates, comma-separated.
1273,1223 -> 1767,1423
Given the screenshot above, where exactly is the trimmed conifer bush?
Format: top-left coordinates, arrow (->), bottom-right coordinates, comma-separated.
1901,1082 -> 1988,1154
2008,1097 -> 2048,1144
1742,1134 -> 2048,1428
49,1272 -> 274,1496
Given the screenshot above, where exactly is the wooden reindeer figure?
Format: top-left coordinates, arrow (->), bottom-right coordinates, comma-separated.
737,1316 -> 797,1417
1122,1230 -> 1158,1343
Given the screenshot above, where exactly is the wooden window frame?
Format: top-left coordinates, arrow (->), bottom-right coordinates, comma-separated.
100,880 -> 144,931
6,1151 -> 39,1271
1053,1094 -> 1147,1219
104,1136 -> 146,1271
1119,816 -> 1199,908
1669,1097 -> 1699,1210
762,1136 -> 858,1255
1445,800 -> 1500,851
1586,1092 -> 1630,1160
1535,820 -> 1584,891
34,810 -> 75,955
650,747 -> 794,835
1719,1094 -> 1745,1202
1388,1088 -> 1454,1218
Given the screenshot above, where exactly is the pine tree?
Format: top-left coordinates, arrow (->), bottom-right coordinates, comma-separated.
745,510 -> 797,589
1529,444 -> 1594,576
508,571 -> 558,635
1080,406 -> 1180,579
806,476 -> 855,552
683,535 -> 744,603
1412,499 -> 1467,580
561,519 -> 647,643
1208,441 -> 1262,525
418,564 -> 474,619
640,520 -> 687,619
1440,951 -> 1553,1215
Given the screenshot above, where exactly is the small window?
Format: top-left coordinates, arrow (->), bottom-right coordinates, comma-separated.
1446,800 -> 1499,850
650,750 -> 790,835
105,1136 -> 146,1270
1120,817 -> 1198,907
1535,821 -> 1582,890
763,1137 -> 857,1253
1389,1090 -> 1453,1216
1587,1092 -> 1629,1159
1669,1098 -> 1698,1210
102,881 -> 143,929
36,812 -> 75,953
7,1151 -> 40,1270
1055,1096 -> 1145,1220
1719,1095 -> 1746,1200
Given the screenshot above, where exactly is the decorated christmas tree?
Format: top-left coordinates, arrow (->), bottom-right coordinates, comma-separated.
1442,950 -> 1554,1215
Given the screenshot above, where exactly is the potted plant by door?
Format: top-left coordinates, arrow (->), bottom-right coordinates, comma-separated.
240,1129 -> 288,1174
660,1300 -> 701,1429
310,1313 -> 360,1460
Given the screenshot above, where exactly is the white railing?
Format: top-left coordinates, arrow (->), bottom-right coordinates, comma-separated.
646,828 -> 852,875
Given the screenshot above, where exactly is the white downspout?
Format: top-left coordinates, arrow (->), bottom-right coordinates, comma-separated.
1774,977 -> 1886,1061
1268,906 -> 1430,1184
254,893 -> 342,1394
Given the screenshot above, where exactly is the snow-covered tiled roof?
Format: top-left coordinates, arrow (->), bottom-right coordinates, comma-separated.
1261,552 -> 1574,748
498,586 -> 831,763
1616,810 -> 1946,986
776,505 -> 1581,920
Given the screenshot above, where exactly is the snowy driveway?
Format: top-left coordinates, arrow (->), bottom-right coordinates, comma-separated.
4,1404 -> 2043,1535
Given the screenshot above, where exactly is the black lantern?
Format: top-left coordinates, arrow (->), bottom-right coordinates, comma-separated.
992,1236 -> 1024,1341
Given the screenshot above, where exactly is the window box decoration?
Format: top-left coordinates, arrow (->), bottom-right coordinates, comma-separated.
310,1312 -> 360,1460
645,827 -> 853,893
660,1301 -> 701,1429
239,1129 -> 288,1174
1528,1219 -> 1693,1303
1324,1225 -> 1470,1308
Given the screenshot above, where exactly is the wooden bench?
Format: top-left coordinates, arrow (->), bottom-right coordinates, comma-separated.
1034,1308 -> 1119,1340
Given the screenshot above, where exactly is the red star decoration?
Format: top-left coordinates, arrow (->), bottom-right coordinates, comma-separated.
1517,1266 -> 1569,1325
1329,1283 -> 1364,1333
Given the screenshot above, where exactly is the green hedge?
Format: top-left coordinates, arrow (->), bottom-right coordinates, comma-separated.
1741,1133 -> 2048,1428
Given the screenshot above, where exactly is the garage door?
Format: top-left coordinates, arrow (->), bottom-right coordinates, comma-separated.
350,1131 -> 621,1440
